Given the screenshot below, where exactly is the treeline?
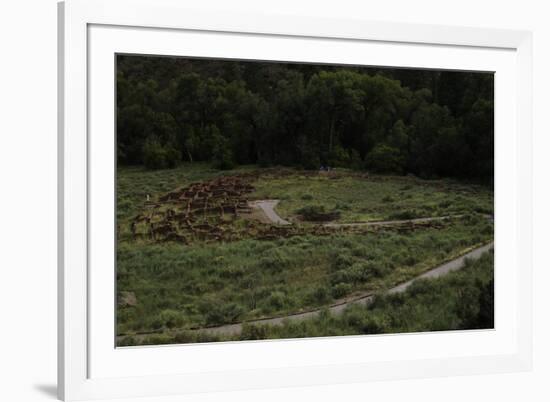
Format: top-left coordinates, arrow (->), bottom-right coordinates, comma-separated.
117,55 -> 494,180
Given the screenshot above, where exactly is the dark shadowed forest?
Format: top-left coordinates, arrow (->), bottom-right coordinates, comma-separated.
116,55 -> 493,181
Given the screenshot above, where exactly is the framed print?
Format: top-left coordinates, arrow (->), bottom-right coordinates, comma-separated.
58,0 -> 533,400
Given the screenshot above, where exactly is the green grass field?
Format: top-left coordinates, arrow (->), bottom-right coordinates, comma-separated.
116,164 -> 493,344
121,250 -> 494,346
247,250 -> 495,340
251,171 -> 493,223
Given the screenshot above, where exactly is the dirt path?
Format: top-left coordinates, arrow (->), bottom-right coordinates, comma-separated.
249,199 -> 470,228
323,215 -> 465,228
249,200 -> 291,225
118,242 -> 493,341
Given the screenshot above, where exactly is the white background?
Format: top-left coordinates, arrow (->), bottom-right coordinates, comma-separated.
0,0 -> 547,401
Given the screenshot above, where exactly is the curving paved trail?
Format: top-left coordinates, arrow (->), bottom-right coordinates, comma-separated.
193,242 -> 493,337
249,198 -> 470,228
118,242 -> 493,341
249,200 -> 291,225
249,198 -> 493,229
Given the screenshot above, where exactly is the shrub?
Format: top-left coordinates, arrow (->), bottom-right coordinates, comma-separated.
407,279 -> 433,296
368,261 -> 391,278
118,336 -> 138,347
334,202 -> 351,211
481,224 -> 493,235
329,252 -> 355,272
348,262 -> 374,283
172,331 -> 222,344
454,286 -> 481,329
343,306 -> 366,327
331,282 -> 352,298
331,262 -> 372,285
258,248 -> 292,272
403,254 -> 418,266
476,278 -> 494,328
360,315 -> 389,334
309,286 -> 331,304
222,302 -> 245,322
219,265 -> 246,279
266,291 -> 287,310
140,334 -> 173,345
201,301 -> 244,326
474,206 -> 493,214
240,324 -> 268,340
159,309 -> 184,329
203,302 -> 243,325
388,210 -> 418,220
173,331 -> 196,344
296,205 -> 340,222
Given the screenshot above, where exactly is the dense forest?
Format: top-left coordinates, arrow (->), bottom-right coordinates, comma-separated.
117,55 -> 494,181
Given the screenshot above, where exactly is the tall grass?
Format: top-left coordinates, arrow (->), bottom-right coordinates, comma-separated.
116,164 -> 494,344
128,251 -> 494,346
251,172 -> 493,223
117,217 -> 492,335
238,250 -> 494,340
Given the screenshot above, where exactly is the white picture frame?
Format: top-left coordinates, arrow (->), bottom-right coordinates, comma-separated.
58,0 -> 533,400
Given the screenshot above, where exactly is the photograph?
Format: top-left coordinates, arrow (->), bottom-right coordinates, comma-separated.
115,55 -> 495,347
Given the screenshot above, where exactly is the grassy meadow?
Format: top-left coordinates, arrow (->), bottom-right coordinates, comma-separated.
251,172 -> 493,223
121,250 -> 494,346
116,164 -> 493,343
117,164 -> 493,235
